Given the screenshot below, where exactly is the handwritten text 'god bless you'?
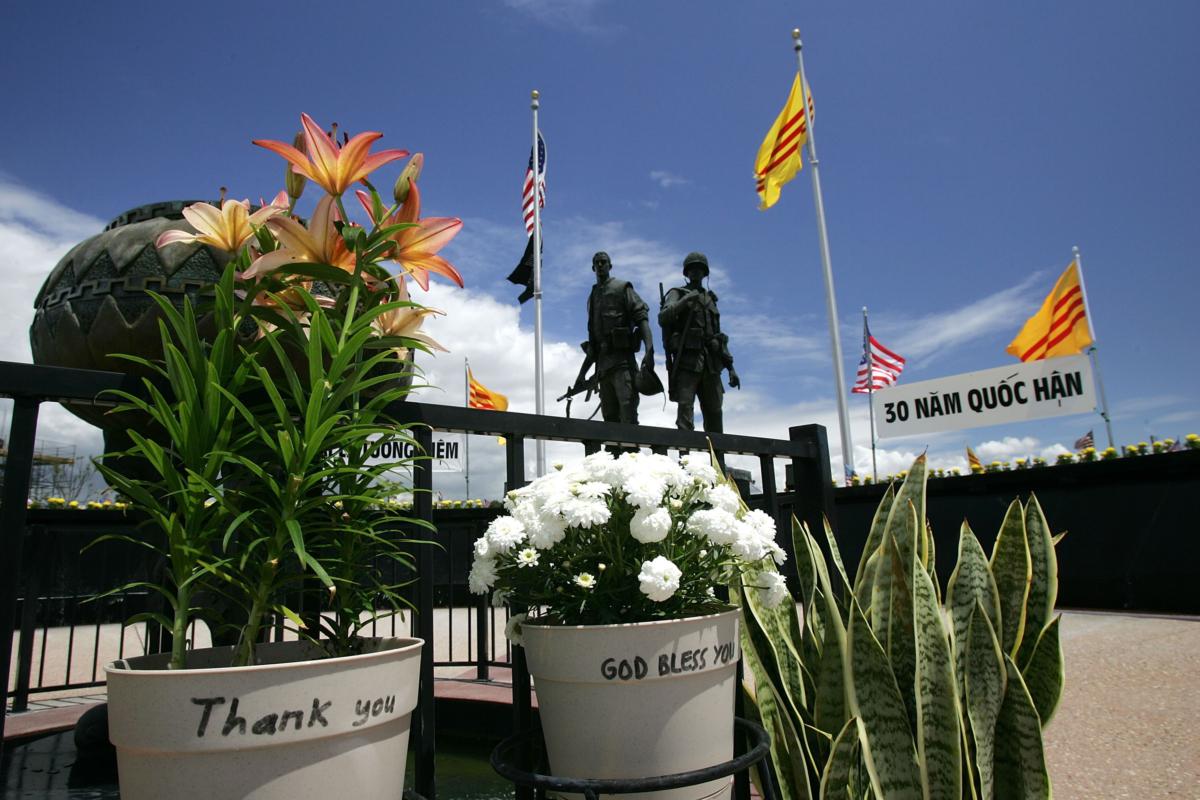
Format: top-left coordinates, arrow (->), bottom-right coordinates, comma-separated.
600,642 -> 737,681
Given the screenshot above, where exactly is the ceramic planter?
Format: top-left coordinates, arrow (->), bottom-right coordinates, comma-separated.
521,609 -> 739,800
105,637 -> 422,800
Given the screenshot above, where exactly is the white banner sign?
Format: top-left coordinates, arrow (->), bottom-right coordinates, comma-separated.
873,355 -> 1095,438
372,434 -> 464,472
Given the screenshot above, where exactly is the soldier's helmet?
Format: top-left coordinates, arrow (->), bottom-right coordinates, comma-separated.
682,251 -> 709,277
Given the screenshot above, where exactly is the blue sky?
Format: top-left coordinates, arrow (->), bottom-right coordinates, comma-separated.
2,1 -> 1197,497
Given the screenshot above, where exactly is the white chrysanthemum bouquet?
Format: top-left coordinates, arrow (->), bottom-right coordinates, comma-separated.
468,450 -> 790,628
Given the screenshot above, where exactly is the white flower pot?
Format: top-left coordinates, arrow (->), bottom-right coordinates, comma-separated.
105,637 -> 423,800
521,609 -> 739,800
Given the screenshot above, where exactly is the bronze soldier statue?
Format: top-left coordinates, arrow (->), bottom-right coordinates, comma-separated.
573,251 -> 655,424
659,251 -> 740,432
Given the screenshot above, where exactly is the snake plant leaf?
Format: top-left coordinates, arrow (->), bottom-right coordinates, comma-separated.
870,517 -> 918,736
1051,531 -> 1067,547
846,600 -> 923,800
855,483 -> 895,593
857,547 -> 880,618
793,514 -> 821,612
742,582 -> 808,731
883,455 -> 928,579
818,717 -> 859,799
749,678 -> 815,800
965,602 -> 1007,800
814,595 -> 848,736
946,521 -> 1002,696
993,655 -> 1053,799
823,517 -> 852,598
1016,494 -> 1058,668
1020,614 -> 1064,727
990,499 -> 1032,658
913,564 -> 962,800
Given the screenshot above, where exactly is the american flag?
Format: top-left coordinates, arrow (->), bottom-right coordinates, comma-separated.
852,321 -> 905,393
1073,430 -> 1094,450
522,131 -> 546,235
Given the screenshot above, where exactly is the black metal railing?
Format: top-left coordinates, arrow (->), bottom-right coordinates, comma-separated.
1,360 -> 834,800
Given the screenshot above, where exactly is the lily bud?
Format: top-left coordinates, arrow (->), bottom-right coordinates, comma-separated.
285,132 -> 307,202
392,153 -> 424,205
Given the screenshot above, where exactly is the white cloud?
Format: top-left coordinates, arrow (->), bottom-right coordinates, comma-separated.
867,273 -> 1046,364
649,170 -> 689,189
501,0 -> 613,34
0,179 -> 108,492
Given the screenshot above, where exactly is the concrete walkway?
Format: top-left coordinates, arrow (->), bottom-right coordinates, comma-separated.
1042,610 -> 1199,799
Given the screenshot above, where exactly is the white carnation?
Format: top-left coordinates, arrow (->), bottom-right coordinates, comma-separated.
526,514 -> 567,549
630,506 -> 672,543
731,520 -> 770,562
686,508 -> 739,545
485,516 -> 526,554
681,452 -> 719,485
638,556 -> 683,602
624,476 -> 666,508
504,613 -> 527,646
473,536 -> 492,559
575,481 -> 611,500
704,483 -> 741,513
562,497 -> 611,528
757,571 -> 790,607
468,558 -> 498,594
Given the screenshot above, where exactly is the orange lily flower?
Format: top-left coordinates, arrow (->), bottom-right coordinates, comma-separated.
156,197 -> 285,253
242,195 -> 356,279
355,180 -> 464,291
374,278 -> 447,359
253,113 -> 408,197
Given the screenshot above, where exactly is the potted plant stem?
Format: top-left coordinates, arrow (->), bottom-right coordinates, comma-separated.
469,450 -> 790,800
94,113 -> 463,800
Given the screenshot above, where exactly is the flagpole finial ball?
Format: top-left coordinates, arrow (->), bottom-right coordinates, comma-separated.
531,90 -> 540,100
792,28 -> 801,40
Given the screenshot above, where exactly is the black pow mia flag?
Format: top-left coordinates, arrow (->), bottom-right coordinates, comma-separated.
507,234 -> 543,304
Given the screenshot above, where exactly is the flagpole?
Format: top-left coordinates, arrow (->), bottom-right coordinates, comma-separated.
794,28 -> 855,484
531,89 -> 546,476
1073,245 -> 1115,450
864,307 -> 878,482
464,358 -> 471,501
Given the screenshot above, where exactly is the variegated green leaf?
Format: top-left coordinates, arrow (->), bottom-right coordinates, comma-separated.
1016,494 -> 1058,668
814,594 -> 847,736
793,514 -> 821,612
858,547 -> 880,618
846,600 -> 922,800
965,602 -> 1006,800
946,521 -> 1002,696
855,483 -> 895,593
990,499 -> 1032,658
1020,614 -> 1064,727
823,517 -> 852,599
742,582 -> 808,732
994,655 -> 1052,799
913,565 -> 962,800
870,520 -> 918,737
883,455 -> 928,576
819,717 -> 859,799
748,678 -> 814,800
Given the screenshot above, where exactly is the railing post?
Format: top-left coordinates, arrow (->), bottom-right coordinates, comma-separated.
788,424 -> 837,583
504,435 -> 534,800
413,425 -> 437,800
476,591 -> 490,681
0,397 -> 41,754
12,525 -> 47,712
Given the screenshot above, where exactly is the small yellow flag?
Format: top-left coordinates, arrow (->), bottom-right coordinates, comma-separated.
1006,261 -> 1093,362
754,72 -> 814,210
467,369 -> 509,411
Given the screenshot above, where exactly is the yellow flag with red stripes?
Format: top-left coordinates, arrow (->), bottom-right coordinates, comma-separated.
966,446 -> 983,472
755,72 -> 815,210
468,369 -> 509,411
1006,261 -> 1094,362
